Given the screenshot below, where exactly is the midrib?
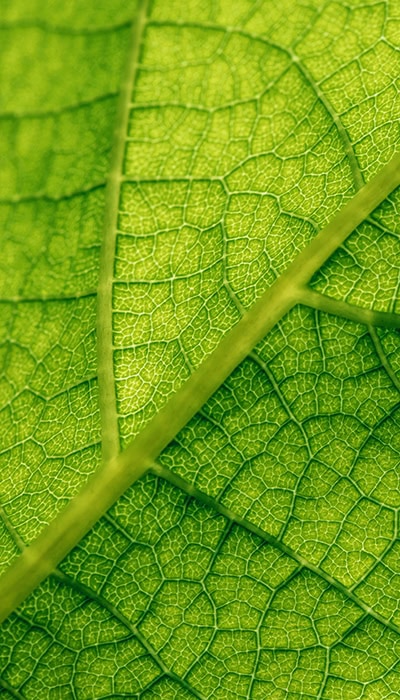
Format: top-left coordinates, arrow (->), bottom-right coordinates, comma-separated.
96,0 -> 150,463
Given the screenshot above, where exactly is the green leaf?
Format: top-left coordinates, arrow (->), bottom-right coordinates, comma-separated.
1,0 -> 400,698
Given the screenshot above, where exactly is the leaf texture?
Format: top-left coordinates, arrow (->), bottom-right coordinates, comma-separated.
1,0 -> 400,698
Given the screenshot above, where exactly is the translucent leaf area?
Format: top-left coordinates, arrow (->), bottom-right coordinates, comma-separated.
1,0 -> 400,698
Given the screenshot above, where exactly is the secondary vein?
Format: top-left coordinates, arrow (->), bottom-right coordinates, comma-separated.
96,0 -> 150,462
299,287 -> 400,329
150,462 -> 400,638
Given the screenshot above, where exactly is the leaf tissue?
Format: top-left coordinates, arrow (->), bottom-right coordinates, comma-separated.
0,0 -> 400,698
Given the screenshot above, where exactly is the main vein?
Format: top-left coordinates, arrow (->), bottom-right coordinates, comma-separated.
0,143 -> 399,622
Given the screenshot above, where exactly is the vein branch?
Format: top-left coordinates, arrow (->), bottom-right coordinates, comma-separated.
299,287 -> 400,329
0,503 -> 25,552
0,678 -> 25,700
151,462 -> 400,637
96,0 -> 149,463
368,324 -> 400,392
51,569 -> 206,700
283,152 -> 400,287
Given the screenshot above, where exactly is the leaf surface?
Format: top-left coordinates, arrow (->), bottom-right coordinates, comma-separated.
1,0 -> 400,698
